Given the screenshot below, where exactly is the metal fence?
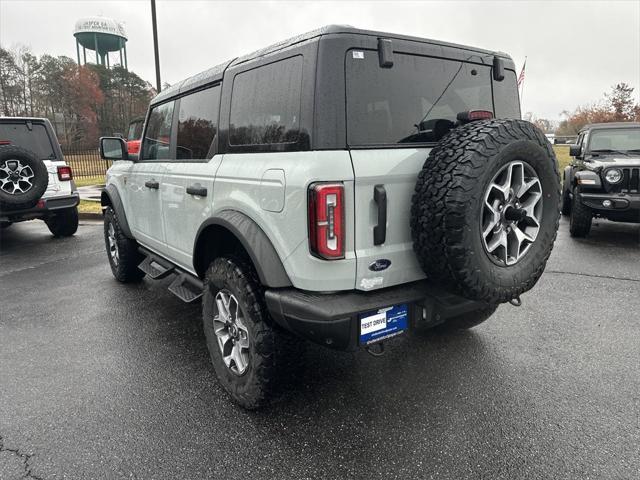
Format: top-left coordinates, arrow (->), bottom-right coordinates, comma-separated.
61,145 -> 112,178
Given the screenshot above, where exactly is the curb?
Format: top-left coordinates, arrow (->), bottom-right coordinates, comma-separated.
79,212 -> 103,221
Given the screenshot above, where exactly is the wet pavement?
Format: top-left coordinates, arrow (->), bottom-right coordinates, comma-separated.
0,217 -> 638,479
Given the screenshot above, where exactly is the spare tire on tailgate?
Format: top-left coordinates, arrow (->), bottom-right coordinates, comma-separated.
0,145 -> 49,211
410,119 -> 560,304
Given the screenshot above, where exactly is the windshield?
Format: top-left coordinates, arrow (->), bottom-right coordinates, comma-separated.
0,122 -> 57,160
345,50 -> 520,146
588,128 -> 640,153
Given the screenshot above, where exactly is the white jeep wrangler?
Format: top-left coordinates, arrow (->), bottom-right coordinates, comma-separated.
0,117 -> 79,236
100,26 -> 560,409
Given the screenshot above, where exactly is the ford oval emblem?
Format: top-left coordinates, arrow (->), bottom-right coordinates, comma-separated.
369,259 -> 391,272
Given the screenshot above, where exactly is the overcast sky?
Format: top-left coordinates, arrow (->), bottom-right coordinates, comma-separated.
1,0 -> 639,121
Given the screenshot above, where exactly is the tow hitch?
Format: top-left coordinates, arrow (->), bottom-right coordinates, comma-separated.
365,342 -> 386,357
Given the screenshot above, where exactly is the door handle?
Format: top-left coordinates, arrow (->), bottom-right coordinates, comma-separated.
373,184 -> 387,245
186,184 -> 207,197
145,180 -> 159,190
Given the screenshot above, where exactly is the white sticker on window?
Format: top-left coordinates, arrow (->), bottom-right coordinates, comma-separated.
352,51 -> 364,59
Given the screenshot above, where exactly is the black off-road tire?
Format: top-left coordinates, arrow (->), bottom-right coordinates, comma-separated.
411,119 -> 560,304
45,206 -> 79,237
432,304 -> 499,333
561,179 -> 572,216
569,187 -> 592,237
202,256 -> 302,410
103,206 -> 145,282
0,145 -> 49,210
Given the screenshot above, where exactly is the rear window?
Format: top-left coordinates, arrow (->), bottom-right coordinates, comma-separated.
229,56 -> 303,146
176,85 -> 220,160
0,122 -> 57,160
346,51 -> 516,146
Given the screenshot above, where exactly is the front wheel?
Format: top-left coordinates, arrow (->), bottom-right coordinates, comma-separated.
569,187 -> 592,237
202,256 -> 301,409
103,206 -> 145,282
45,207 -> 79,237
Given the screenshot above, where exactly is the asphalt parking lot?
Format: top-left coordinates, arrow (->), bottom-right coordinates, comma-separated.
1,217 -> 638,479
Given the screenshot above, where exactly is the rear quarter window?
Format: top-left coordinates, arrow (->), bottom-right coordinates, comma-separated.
229,56 -> 303,146
0,122 -> 57,160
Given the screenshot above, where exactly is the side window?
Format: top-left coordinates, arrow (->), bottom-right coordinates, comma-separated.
141,101 -> 175,160
176,86 -> 221,160
493,70 -> 521,119
229,56 -> 303,146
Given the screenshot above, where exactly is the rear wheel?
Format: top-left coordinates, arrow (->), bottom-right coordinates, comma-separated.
202,256 -> 301,409
569,187 -> 592,237
45,207 -> 79,237
103,206 -> 145,282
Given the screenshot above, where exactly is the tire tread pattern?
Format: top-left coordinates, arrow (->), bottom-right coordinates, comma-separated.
410,119 -> 560,304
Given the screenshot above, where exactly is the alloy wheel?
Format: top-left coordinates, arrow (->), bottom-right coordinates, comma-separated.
0,159 -> 35,195
213,289 -> 250,375
481,160 -> 543,266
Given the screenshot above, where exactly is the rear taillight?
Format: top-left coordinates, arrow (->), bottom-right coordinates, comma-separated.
308,183 -> 345,260
0,140 -> 11,145
57,165 -> 73,181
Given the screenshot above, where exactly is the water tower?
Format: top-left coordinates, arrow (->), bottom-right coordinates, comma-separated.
73,16 -> 128,70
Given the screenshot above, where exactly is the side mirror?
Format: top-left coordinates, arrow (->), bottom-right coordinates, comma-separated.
100,137 -> 128,161
569,144 -> 581,157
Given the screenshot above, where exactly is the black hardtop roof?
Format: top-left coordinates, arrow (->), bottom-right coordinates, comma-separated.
150,25 -> 512,106
580,122 -> 640,132
0,116 -> 51,123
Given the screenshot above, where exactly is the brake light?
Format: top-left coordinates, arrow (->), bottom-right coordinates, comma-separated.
457,110 -> 494,123
57,165 -> 73,181
0,140 -> 10,145
308,183 -> 345,259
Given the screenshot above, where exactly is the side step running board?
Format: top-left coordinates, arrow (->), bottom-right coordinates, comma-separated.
168,274 -> 203,303
138,255 -> 174,279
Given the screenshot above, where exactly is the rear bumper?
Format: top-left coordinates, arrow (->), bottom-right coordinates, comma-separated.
578,192 -> 640,222
265,280 -> 489,351
0,193 -> 79,222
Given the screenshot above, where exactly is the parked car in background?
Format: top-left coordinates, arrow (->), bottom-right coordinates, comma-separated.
98,25 -> 559,409
126,117 -> 144,156
562,122 -> 640,237
0,117 -> 79,236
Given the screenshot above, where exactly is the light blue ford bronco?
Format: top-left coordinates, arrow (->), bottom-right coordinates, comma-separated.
99,26 -> 560,408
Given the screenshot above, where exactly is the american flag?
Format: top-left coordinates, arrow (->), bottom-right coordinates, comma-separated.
517,59 -> 527,87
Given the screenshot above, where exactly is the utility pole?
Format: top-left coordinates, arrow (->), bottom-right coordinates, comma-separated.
151,0 -> 161,92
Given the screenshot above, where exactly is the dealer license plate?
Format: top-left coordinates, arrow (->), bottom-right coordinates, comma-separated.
359,304 -> 408,345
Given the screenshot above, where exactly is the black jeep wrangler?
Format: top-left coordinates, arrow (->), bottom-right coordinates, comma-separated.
562,122 -> 640,237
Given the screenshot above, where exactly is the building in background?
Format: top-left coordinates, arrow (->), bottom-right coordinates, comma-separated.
73,16 -> 128,70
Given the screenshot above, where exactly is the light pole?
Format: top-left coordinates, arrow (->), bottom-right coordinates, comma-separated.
151,0 -> 161,92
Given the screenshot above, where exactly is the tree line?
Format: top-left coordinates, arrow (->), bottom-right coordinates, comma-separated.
0,45 -> 155,147
525,83 -> 640,136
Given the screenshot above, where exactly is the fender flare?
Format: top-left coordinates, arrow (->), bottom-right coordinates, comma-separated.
194,210 -> 292,288
573,170 -> 602,189
101,184 -> 133,238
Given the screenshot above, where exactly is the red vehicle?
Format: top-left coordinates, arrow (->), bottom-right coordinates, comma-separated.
126,118 -> 144,155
